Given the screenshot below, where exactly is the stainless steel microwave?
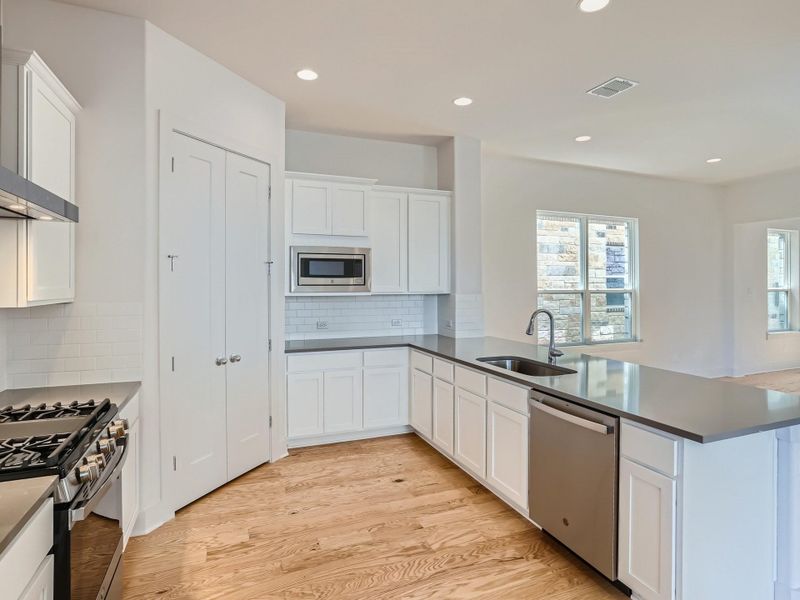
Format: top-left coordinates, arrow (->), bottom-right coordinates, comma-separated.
290,246 -> 371,293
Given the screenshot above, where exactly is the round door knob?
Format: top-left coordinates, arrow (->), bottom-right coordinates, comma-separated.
229,354 -> 242,363
216,356 -> 228,366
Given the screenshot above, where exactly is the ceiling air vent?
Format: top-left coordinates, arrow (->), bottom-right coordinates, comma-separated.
587,77 -> 639,99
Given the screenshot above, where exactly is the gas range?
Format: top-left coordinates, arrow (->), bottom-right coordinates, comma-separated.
0,399 -> 128,505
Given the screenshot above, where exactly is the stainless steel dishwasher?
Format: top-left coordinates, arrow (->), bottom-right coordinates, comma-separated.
529,390 -> 619,580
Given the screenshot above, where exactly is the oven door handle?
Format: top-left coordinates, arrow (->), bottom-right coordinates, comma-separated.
69,442 -> 129,528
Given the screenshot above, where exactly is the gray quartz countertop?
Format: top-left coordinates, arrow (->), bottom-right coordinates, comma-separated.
0,381 -> 141,412
0,476 -> 57,555
286,335 -> 800,443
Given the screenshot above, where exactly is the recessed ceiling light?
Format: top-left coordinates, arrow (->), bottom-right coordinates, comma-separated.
575,135 -> 592,142
578,0 -> 611,12
706,157 -> 722,164
38,215 -> 53,221
296,69 -> 318,81
8,204 -> 24,210
453,97 -> 473,107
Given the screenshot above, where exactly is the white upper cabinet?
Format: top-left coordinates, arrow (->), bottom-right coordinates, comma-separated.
369,190 -> 408,293
0,49 -> 80,307
408,192 -> 450,293
287,173 -> 373,237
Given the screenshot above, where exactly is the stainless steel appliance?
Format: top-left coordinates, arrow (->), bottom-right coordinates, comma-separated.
290,246 -> 371,293
0,398 -> 129,599
529,391 -> 619,580
0,5 -> 79,223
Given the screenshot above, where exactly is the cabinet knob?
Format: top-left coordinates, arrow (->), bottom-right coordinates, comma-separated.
215,356 -> 228,366
229,354 -> 242,363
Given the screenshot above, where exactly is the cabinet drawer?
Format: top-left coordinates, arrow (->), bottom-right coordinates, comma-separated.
411,351 -> 433,374
364,348 -> 408,367
455,366 -> 487,396
433,358 -> 454,382
0,498 -> 53,600
288,351 -> 362,373
488,378 -> 529,415
621,421 -> 679,478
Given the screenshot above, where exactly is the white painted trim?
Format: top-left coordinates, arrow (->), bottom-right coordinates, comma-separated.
288,425 -> 412,448
373,184 -> 452,197
286,171 -> 377,185
2,48 -> 82,112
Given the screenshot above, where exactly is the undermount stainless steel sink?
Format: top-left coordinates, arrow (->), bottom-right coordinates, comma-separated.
476,356 -> 577,377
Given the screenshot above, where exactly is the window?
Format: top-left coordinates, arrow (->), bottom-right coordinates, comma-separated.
536,211 -> 638,345
767,229 -> 796,332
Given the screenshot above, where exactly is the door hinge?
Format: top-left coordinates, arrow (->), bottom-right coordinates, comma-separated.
172,456 -> 177,471
268,339 -> 272,352
268,184 -> 272,200
269,416 -> 273,428
171,156 -> 175,172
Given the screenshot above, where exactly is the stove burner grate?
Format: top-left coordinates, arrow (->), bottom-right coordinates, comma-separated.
0,433 -> 73,472
0,400 -> 98,423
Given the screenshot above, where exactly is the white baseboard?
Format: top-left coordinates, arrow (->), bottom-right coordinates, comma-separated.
131,504 -> 175,537
288,425 -> 413,448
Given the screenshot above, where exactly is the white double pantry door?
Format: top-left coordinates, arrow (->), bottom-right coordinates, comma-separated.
161,131 -> 271,511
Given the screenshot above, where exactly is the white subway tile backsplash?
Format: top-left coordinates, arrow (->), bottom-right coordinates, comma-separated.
285,294 -> 433,340
4,302 -> 143,389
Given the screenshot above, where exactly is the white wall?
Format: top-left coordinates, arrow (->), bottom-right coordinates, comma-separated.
286,129 -> 438,189
144,23 -> 286,529
724,168 -> 800,375
0,312 -> 6,391
482,153 -> 729,377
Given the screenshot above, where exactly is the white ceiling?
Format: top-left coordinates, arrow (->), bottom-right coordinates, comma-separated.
56,0 -> 800,184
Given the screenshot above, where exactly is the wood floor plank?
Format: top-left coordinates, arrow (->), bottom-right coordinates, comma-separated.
123,434 -> 626,599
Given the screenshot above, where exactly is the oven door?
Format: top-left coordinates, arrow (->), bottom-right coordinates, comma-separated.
291,246 -> 370,292
57,445 -> 128,600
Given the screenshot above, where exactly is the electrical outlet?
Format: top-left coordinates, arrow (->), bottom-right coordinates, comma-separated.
391,319 -> 403,327
316,320 -> 329,329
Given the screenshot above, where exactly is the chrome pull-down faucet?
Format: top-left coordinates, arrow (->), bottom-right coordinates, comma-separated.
526,309 -> 564,364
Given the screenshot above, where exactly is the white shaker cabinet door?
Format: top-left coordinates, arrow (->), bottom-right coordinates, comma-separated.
323,368 -> 364,433
19,555 -> 54,600
454,388 -> 487,478
331,184 -> 369,236
291,179 -> 331,235
287,372 -> 324,438
432,378 -> 455,456
486,401 -> 528,510
410,368 -> 433,439
364,366 -> 409,429
618,457 -> 676,600
369,191 -> 408,293
408,193 -> 450,293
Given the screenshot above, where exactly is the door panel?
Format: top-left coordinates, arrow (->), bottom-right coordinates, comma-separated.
287,372 -> 324,437
455,388 -> 487,478
432,379 -> 454,456
26,221 -> 74,302
323,369 -> 363,433
331,185 -> 368,236
161,132 -> 227,510
410,369 -> 433,439
487,402 -> 528,509
364,366 -> 408,428
370,192 -> 407,293
225,153 -> 271,480
291,180 -> 330,234
408,194 -> 449,293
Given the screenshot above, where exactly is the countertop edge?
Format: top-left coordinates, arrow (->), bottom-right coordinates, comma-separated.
0,475 -> 58,556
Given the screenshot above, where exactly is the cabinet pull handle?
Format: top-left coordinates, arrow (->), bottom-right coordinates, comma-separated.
215,356 -> 228,366
229,354 -> 242,363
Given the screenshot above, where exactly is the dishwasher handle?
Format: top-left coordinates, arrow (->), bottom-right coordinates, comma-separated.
532,401 -> 612,435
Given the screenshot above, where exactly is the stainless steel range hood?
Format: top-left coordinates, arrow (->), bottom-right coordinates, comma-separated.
0,0 -> 78,223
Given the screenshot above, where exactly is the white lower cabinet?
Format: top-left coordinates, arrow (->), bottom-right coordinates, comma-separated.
19,555 -> 53,600
432,378 -> 455,456
120,395 -> 141,545
287,349 -> 409,444
455,388 -> 487,478
410,368 -> 433,439
364,366 -> 408,428
0,499 -> 53,600
287,371 -> 324,437
323,369 -> 363,433
486,401 -> 528,511
619,457 -> 676,600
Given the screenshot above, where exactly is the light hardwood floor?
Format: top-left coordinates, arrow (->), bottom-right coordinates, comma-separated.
123,434 -> 626,599
719,368 -> 800,394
